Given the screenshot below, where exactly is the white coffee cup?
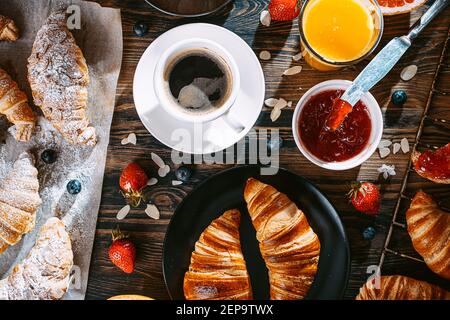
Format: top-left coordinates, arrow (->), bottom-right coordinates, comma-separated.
153,38 -> 243,130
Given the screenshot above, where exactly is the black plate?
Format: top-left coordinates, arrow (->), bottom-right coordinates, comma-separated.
145,0 -> 232,17
163,165 -> 350,299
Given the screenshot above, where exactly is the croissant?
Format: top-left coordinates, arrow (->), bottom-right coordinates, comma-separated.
356,275 -> 449,300
0,152 -> 42,253
0,15 -> 19,41
184,209 -> 253,300
406,191 -> 450,279
28,10 -> 96,146
0,217 -> 73,300
411,143 -> 450,184
0,68 -> 36,141
244,178 -> 321,300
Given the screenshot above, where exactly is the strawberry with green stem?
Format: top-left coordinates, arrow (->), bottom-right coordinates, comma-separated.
348,181 -> 381,215
119,162 -> 149,207
108,227 -> 136,274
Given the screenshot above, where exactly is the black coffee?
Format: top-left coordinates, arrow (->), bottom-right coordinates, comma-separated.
164,49 -> 232,114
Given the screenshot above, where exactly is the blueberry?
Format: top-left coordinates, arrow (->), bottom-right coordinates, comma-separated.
41,149 -> 57,164
67,180 -> 82,195
391,90 -> 407,105
268,136 -> 283,151
133,21 -> 148,37
363,226 -> 376,240
175,166 -> 192,182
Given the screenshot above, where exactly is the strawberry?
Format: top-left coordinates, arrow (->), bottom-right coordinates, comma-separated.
119,162 -> 148,207
268,0 -> 301,21
108,228 -> 136,274
348,182 -> 381,215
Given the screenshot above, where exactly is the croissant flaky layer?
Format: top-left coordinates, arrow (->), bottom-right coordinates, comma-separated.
0,15 -> 19,41
27,10 -> 96,146
0,68 -> 36,141
184,209 -> 253,300
406,191 -> 450,280
0,217 -> 73,300
244,178 -> 320,300
356,275 -> 450,300
0,152 -> 42,254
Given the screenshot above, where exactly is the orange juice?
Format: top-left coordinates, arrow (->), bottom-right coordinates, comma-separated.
300,0 -> 382,71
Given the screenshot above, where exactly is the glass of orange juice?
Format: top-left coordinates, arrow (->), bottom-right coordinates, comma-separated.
299,0 -> 383,71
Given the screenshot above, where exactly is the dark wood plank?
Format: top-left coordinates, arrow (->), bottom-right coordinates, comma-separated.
86,0 -> 450,300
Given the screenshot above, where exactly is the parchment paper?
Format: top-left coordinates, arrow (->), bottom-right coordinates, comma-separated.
0,0 -> 122,299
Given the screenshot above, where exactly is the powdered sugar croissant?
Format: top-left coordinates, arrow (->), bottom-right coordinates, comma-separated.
0,15 -> 19,41
0,68 -> 36,141
27,10 -> 96,146
406,191 -> 450,280
0,152 -> 42,253
0,217 -> 73,300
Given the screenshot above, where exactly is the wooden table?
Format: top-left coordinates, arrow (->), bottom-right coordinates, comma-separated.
86,0 -> 450,299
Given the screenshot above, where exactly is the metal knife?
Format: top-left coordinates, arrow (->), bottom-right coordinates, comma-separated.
328,0 -> 449,130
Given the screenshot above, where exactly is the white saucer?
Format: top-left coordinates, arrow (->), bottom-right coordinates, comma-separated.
133,23 -> 265,155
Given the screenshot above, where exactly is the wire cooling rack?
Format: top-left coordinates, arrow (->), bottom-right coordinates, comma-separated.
378,31 -> 450,278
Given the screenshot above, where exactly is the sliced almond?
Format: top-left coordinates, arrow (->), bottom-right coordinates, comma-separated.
274,98 -> 288,110
145,204 -> 160,220
400,138 -> 410,153
379,147 -> 391,159
147,178 -> 158,186
292,52 -> 302,61
265,98 -> 279,107
270,107 -> 281,122
172,180 -> 183,186
151,152 -> 165,168
393,143 -> 401,154
158,165 -> 170,177
283,66 -> 302,76
287,101 -> 293,108
116,205 -> 130,220
260,10 -> 271,27
121,133 -> 137,145
259,50 -> 271,60
400,65 -> 418,81
378,139 -> 392,149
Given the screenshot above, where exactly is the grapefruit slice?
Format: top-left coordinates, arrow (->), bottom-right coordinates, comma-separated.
378,0 -> 427,15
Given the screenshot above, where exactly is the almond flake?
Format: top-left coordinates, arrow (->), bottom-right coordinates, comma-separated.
283,66 -> 302,76
145,204 -> 160,220
393,143 -> 401,154
151,152 -> 165,168
270,107 -> 281,122
400,65 -> 418,81
377,164 -> 396,180
121,133 -> 137,145
172,180 -> 183,186
400,138 -> 410,153
259,50 -> 271,60
274,98 -> 288,109
158,165 -> 170,177
116,205 -> 130,220
378,139 -> 392,148
292,52 -> 302,61
147,178 -> 158,186
287,101 -> 293,108
260,10 -> 271,27
379,147 -> 390,159
265,98 -> 279,107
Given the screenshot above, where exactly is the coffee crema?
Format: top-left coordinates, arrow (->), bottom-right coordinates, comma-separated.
163,48 -> 233,116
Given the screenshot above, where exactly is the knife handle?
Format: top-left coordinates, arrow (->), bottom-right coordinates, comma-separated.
407,0 -> 449,41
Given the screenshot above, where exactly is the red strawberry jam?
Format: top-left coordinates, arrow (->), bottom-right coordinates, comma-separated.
299,89 -> 371,162
414,143 -> 450,181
